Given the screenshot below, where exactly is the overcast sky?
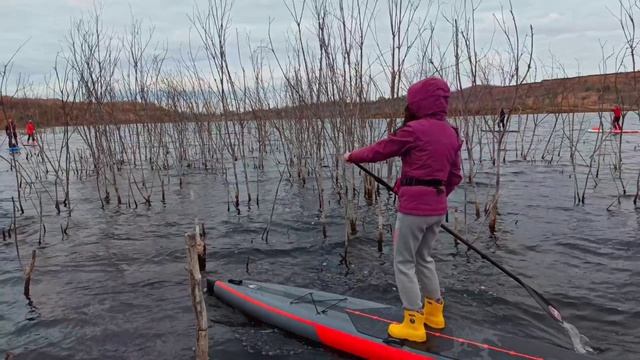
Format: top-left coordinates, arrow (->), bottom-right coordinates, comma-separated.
0,0 -> 631,95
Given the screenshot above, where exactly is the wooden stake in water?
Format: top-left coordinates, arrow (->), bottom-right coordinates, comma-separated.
195,223 -> 206,272
185,232 -> 208,360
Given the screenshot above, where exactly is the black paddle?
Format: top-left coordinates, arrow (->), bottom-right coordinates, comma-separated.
353,163 -> 565,325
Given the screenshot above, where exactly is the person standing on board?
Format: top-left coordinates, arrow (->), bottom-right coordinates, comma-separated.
499,108 -> 506,130
343,77 -> 462,343
612,105 -> 623,131
25,119 -> 36,144
5,117 -> 18,148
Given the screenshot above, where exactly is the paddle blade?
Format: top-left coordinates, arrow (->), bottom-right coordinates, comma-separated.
548,305 -> 563,322
523,284 -> 563,323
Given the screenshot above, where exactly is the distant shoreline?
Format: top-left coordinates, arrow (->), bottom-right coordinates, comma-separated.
2,71 -> 638,127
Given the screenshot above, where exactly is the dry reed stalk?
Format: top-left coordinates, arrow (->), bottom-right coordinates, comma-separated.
23,249 -> 37,299
12,197 -> 22,269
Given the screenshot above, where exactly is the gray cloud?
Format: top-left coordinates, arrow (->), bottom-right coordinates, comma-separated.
0,0 -> 632,94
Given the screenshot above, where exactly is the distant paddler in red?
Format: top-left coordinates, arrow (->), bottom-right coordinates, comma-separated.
26,119 -> 37,144
612,105 -> 623,131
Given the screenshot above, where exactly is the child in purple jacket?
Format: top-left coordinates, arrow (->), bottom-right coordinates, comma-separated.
344,77 -> 462,342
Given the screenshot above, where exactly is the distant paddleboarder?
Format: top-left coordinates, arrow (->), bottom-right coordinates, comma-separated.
612,105 -> 623,131
5,117 -> 18,148
344,77 -> 462,343
499,108 -> 506,130
26,119 -> 36,144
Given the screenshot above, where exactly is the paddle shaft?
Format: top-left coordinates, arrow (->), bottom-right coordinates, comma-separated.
353,163 -> 564,324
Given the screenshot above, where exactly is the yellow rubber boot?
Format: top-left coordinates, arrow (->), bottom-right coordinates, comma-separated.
388,310 -> 427,342
423,298 -> 445,329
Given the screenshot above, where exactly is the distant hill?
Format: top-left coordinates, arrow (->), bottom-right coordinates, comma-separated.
248,71 -> 640,121
2,71 -> 639,127
366,71 -> 640,118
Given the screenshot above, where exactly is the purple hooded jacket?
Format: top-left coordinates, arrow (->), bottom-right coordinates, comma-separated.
348,77 -> 463,216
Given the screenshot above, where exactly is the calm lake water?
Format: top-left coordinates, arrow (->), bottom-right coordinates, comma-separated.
1,115 -> 639,359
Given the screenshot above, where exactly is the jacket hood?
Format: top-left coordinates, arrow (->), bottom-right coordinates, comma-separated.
406,77 -> 450,121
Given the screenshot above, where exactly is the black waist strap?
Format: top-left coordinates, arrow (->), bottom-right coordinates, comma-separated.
400,177 -> 444,188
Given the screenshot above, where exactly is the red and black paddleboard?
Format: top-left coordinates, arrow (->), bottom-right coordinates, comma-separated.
208,279 -> 593,360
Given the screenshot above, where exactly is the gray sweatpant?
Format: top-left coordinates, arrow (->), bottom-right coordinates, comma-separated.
393,213 -> 444,311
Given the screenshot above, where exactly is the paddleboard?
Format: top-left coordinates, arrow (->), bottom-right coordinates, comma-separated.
588,127 -> 640,134
208,278 -> 592,360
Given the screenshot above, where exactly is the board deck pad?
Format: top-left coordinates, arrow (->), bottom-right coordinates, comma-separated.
346,306 -> 583,360
210,279 -> 593,360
